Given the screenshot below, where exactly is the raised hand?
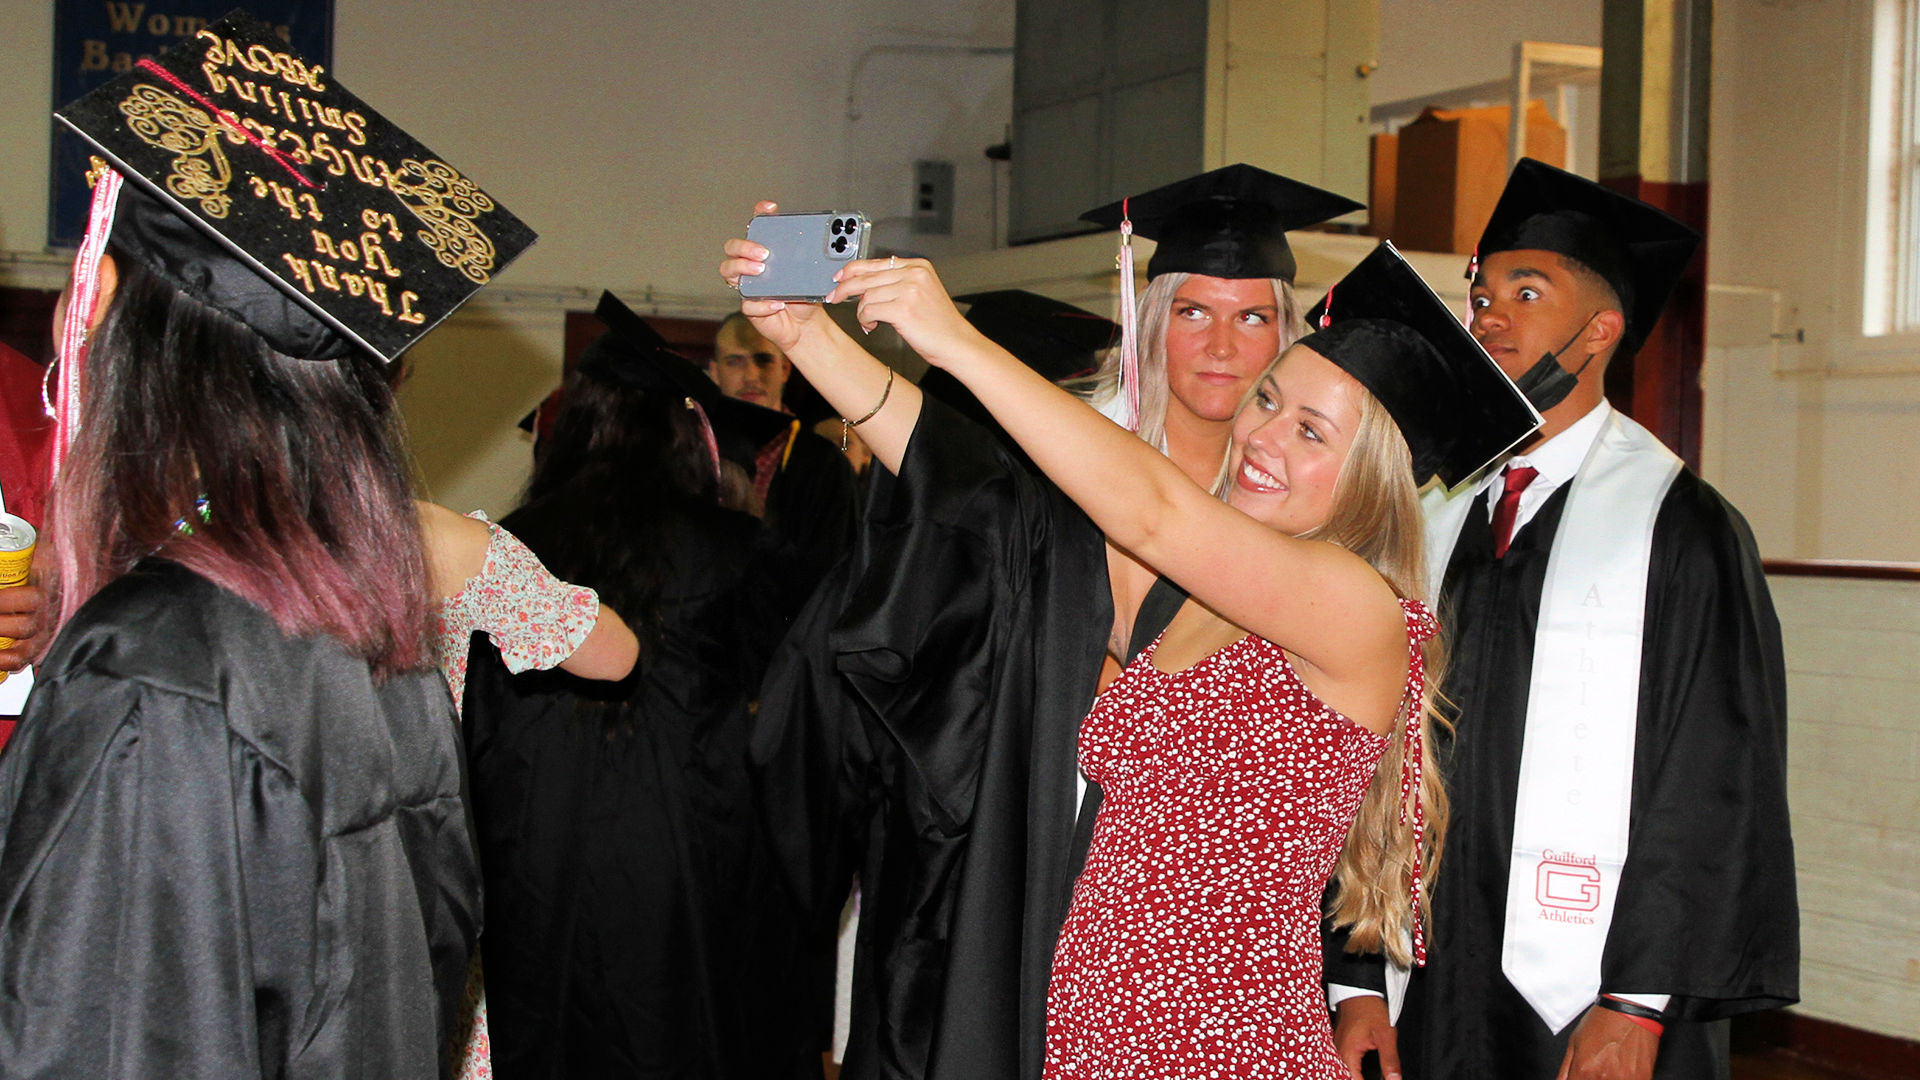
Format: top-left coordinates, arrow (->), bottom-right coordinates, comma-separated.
825,255 -> 981,370
719,200 -> 831,353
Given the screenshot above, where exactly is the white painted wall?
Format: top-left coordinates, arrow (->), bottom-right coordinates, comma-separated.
1772,575 -> 1920,1041
1706,0 -> 1920,563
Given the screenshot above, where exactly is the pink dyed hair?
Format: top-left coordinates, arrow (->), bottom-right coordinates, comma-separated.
46,255 -> 433,677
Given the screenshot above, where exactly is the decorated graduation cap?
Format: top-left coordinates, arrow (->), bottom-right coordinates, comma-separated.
1474,158 -> 1700,356
1079,164 -> 1362,284
579,291 -> 794,474
1076,164 -> 1360,432
954,290 -> 1116,383
1302,242 -> 1541,488
53,9 -> 536,365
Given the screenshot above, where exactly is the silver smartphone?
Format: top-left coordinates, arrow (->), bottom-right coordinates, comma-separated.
740,211 -> 871,301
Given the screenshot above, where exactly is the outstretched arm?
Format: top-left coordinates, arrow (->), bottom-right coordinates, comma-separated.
827,257 -> 1403,701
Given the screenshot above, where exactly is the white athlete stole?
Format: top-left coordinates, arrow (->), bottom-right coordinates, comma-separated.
1421,409 -> 1681,1033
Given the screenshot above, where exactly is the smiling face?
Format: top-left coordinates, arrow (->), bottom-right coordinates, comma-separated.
1161,274 -> 1284,426
1226,343 -> 1365,536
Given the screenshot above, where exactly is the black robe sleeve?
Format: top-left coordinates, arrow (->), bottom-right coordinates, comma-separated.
1600,471 -> 1798,1019
751,397 -> 1110,1080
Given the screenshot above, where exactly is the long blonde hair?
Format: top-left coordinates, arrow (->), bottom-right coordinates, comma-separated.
1080,272 -> 1303,459
1298,384 -> 1450,969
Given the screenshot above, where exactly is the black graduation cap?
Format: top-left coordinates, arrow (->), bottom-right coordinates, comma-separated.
1079,164 -> 1363,283
580,292 -> 794,469
954,290 -> 1116,383
1302,242 -> 1540,487
53,9 -> 535,363
1475,158 -> 1701,355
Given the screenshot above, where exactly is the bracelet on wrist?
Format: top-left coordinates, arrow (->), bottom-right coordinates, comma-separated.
840,367 -> 895,451
1595,994 -> 1665,1036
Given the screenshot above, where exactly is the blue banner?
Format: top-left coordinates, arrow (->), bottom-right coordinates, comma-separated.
50,2 -> 333,248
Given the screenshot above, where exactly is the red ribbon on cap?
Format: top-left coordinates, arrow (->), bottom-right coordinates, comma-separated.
51,166 -> 126,477
135,58 -> 318,190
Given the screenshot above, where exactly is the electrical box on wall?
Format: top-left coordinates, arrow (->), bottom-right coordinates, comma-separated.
1008,0 -> 1379,244
913,160 -> 956,235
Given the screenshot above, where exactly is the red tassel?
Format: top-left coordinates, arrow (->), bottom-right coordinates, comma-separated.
52,166 -> 125,477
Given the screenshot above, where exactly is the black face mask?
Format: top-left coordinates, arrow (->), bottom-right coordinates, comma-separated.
1512,313 -> 1599,412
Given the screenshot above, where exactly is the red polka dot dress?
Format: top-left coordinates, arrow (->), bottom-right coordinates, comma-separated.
1045,599 -> 1436,1078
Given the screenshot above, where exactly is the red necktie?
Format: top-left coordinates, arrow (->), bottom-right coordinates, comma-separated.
1490,465 -> 1539,558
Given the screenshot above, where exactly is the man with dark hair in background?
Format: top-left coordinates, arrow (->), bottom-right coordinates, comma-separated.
709,312 -> 858,585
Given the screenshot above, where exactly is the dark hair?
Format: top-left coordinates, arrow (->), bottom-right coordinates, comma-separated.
527,361 -> 718,506
1553,253 -> 1626,324
47,253 -> 433,677
511,360 -> 744,658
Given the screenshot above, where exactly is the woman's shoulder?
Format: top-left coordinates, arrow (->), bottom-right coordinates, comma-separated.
417,501 -> 494,601
45,560 -> 419,706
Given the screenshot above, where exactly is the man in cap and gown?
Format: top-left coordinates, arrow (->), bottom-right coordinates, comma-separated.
707,312 -> 860,585
745,166 -> 1373,1080
1327,159 -> 1798,1080
0,12 -> 532,1074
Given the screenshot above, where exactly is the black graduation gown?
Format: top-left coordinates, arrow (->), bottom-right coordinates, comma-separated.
462,500 -> 819,1080
0,560 -> 478,1079
766,426 -> 860,590
752,398 -> 1160,1080
1326,470 -> 1797,1079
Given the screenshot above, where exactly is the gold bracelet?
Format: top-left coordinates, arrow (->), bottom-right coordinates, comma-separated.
840,366 -> 895,450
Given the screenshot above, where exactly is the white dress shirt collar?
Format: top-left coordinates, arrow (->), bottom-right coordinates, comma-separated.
1472,400 -> 1613,532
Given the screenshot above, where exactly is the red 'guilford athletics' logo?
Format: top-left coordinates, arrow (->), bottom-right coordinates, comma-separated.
1537,850 -> 1602,912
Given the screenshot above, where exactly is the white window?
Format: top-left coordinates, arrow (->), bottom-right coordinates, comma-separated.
1864,0 -> 1920,335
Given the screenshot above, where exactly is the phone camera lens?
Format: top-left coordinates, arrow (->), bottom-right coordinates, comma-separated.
831,219 -> 844,236
832,237 -> 848,253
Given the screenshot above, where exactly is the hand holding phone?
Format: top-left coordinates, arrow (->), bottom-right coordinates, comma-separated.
739,212 -> 871,302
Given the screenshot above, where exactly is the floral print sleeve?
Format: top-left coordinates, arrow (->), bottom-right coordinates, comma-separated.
435,511 -> 600,711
